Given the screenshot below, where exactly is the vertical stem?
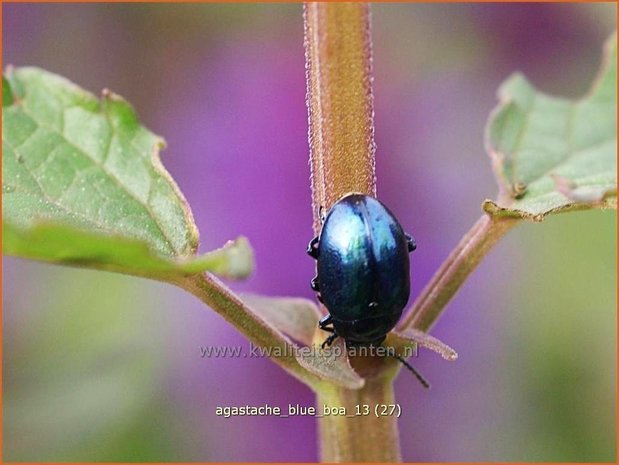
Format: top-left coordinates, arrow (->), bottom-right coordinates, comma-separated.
317,375 -> 401,462
304,3 -> 400,462
304,2 -> 376,234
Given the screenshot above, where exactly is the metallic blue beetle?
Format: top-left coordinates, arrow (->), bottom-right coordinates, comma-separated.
307,193 -> 416,348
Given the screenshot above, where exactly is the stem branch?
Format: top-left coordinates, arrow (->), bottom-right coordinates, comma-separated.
304,3 -> 400,462
176,273 -> 321,389
317,374 -> 401,462
400,214 -> 518,332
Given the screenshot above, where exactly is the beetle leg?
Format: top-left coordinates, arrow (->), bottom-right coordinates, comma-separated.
307,236 -> 320,259
321,333 -> 338,348
310,276 -> 319,291
318,314 -> 333,329
405,233 -> 417,252
319,315 -> 338,347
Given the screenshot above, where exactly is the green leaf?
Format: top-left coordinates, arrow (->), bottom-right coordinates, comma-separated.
238,294 -> 366,388
240,294 -> 322,346
483,32 -> 617,221
2,67 -> 252,278
3,76 -> 13,107
297,338 -> 365,390
389,328 -> 458,361
1,67 -> 318,393
3,221 -> 252,279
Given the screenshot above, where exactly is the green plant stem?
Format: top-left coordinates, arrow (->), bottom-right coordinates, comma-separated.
176,273 -> 321,389
316,373 -> 401,462
400,213 -> 519,332
304,2 -> 376,233
304,3 -> 405,462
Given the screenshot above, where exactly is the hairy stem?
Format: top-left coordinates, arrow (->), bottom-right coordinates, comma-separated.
400,214 -> 519,332
317,373 -> 401,462
176,273 -> 321,389
304,3 -> 400,462
304,1 -> 376,234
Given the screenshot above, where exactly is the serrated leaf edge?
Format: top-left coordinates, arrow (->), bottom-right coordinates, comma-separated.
483,32 -> 617,220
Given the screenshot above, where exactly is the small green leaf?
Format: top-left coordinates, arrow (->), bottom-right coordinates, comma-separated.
389,328 -> 458,361
3,76 -> 13,107
484,32 -> 617,221
2,67 -> 253,278
238,294 -> 365,388
297,338 -> 365,390
181,236 -> 253,278
240,294 -> 322,346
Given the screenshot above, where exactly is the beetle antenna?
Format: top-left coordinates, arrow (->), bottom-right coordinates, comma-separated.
392,353 -> 430,389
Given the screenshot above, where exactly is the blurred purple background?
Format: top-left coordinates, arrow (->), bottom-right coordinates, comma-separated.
3,3 -> 616,461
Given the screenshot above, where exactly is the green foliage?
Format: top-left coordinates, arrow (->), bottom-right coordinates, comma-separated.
241,294 -> 322,346
1,33 -> 616,436
3,222 -> 252,279
3,76 -> 13,106
2,67 -> 252,279
484,33 -> 617,220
